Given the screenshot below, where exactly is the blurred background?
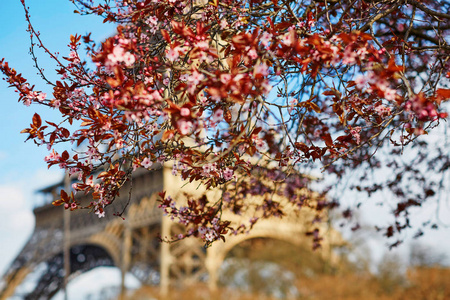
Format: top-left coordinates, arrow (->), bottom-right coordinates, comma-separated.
0,1 -> 450,299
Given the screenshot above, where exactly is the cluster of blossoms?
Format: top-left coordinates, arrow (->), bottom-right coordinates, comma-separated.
104,40 -> 136,68
354,70 -> 398,102
374,105 -> 392,118
23,90 -> 47,106
2,0 -> 450,245
252,135 -> 269,153
406,93 -> 448,122
145,16 -> 159,34
158,193 -> 231,244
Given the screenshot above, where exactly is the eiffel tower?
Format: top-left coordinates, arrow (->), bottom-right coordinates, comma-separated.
0,165 -> 342,299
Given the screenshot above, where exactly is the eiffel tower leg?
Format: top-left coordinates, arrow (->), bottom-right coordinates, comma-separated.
0,266 -> 31,300
120,221 -> 132,300
160,216 -> 171,298
206,246 -> 224,294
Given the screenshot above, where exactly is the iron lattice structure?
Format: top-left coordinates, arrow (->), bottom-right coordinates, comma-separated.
0,166 -> 342,299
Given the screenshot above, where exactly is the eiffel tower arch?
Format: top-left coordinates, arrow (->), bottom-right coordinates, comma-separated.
159,166 -> 343,296
204,217 -> 340,293
0,166 -> 342,299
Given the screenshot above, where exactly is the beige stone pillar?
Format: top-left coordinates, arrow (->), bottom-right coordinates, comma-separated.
120,221 -> 132,300
205,246 -> 224,294
159,216 -> 172,298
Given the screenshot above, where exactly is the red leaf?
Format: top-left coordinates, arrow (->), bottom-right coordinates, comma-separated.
162,129 -> 175,141
61,128 -> 70,138
436,89 -> 450,100
321,133 -> 333,147
294,142 -> 309,153
97,171 -> 109,179
161,29 -> 171,43
46,121 -> 58,127
60,189 -> 69,202
309,102 -> 321,113
52,199 -> 64,206
32,113 -> 42,128
61,150 -> 69,161
252,127 -> 262,135
247,146 -> 256,156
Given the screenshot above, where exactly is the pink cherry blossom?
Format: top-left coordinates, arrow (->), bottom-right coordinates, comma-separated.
260,31 -> 272,47
288,98 -> 298,113
180,107 -> 190,116
44,149 -> 60,162
254,63 -> 269,76
281,32 -> 293,46
195,41 -> 209,50
384,88 -> 397,101
223,167 -> 234,180
342,46 -> 357,65
220,19 -> 228,29
141,157 -> 153,169
122,52 -> 135,66
106,45 -> 135,67
253,137 -> 269,152
187,69 -> 204,94
36,92 -> 46,102
354,75 -> 368,90
177,119 -> 193,135
212,109 -> 223,123
95,209 -> 105,218
350,126 -> 362,144
248,49 -> 258,60
167,48 -> 179,62
220,73 -> 232,84
188,69 -> 204,85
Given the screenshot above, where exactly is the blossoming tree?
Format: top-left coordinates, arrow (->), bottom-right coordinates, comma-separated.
1,0 -> 450,246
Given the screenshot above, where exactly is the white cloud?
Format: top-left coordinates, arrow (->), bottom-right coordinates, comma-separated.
0,185 -> 35,274
0,168 -> 62,275
9,210 -> 34,230
31,168 -> 63,188
0,185 -> 35,232
0,185 -> 26,211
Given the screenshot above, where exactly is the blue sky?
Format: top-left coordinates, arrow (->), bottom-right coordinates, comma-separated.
1,0 -> 450,298
0,0 -> 139,298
